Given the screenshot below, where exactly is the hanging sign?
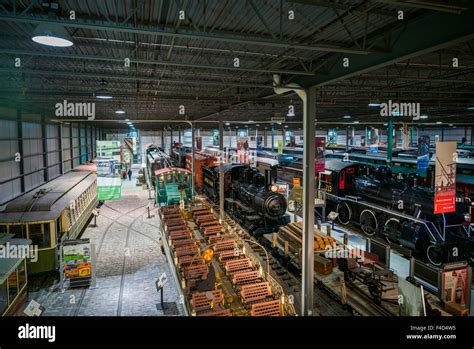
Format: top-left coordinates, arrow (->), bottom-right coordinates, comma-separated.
434,141 -> 456,214
277,139 -> 283,155
315,137 -> 326,173
417,135 -> 430,176
96,159 -> 122,200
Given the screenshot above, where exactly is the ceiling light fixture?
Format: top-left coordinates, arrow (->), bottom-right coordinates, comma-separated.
436,121 -> 443,124
115,110 -> 125,115
343,115 -> 351,119
353,121 -> 360,124
95,89 -> 112,100
32,23 -> 74,47
419,115 -> 429,119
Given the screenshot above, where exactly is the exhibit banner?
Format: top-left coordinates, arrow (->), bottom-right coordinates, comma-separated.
96,159 -> 122,200
96,140 -> 121,162
277,139 -> 283,155
434,141 -> 456,214
63,240 -> 92,282
417,135 -> 430,176
441,267 -> 469,307
196,136 -> 202,151
211,129 -> 219,146
315,137 -> 326,173
256,136 -> 263,151
237,137 -> 249,163
398,277 -> 424,316
289,136 -> 296,147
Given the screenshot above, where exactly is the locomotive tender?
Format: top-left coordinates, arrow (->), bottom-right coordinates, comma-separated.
319,160 -> 473,266
201,164 -> 290,236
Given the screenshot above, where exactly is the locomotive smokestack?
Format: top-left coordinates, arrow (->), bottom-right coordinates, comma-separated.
264,169 -> 272,188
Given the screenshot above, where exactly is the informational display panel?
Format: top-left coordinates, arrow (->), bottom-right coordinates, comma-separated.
277,139 -> 283,155
62,240 -> 93,287
398,277 -> 424,316
434,141 -> 456,214
237,137 -> 249,163
417,135 -> 430,176
96,159 -> 122,200
196,136 -> 202,151
441,267 -> 469,307
256,136 -> 263,151
96,140 -> 121,162
315,137 -> 326,173
211,129 -> 219,146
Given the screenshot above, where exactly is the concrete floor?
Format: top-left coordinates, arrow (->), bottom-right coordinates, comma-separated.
27,167 -> 185,316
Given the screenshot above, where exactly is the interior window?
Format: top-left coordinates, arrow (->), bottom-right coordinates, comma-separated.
17,261 -> 27,291
8,225 -> 25,239
0,225 -> 7,234
28,224 -> 50,248
7,272 -> 18,304
0,281 -> 7,314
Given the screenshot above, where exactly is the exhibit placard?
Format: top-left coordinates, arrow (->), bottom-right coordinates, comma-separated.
62,240 -> 93,285
315,137 -> 326,173
434,141 -> 456,214
417,135 -> 430,176
256,136 -> 263,151
96,158 -> 122,200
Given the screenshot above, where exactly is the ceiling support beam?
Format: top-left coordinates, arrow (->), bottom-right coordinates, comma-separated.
0,48 -> 315,76
0,14 -> 372,55
294,3 -> 474,87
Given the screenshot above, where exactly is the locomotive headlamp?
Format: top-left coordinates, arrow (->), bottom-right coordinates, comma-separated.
271,185 -> 278,192
464,213 -> 471,222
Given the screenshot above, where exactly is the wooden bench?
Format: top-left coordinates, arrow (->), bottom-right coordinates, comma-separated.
240,282 -> 272,303
225,258 -> 252,274
175,245 -> 200,257
250,300 -> 281,316
191,290 -> 224,312
232,270 -> 261,286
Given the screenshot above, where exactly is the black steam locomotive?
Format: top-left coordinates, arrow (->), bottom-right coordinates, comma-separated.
202,164 -> 290,236
319,160 -> 473,266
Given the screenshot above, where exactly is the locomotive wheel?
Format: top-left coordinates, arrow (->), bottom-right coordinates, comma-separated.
359,209 -> 378,237
384,218 -> 400,244
336,203 -> 352,225
426,244 -> 443,266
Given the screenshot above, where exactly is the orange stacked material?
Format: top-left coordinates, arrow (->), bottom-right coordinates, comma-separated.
191,289 -> 224,314
240,282 -> 272,303
232,270 -> 261,287
217,249 -> 241,262
208,234 -> 234,244
250,300 -> 282,316
225,258 -> 252,275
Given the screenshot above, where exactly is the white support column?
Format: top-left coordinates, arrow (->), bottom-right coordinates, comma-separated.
302,86 -> 316,316
219,121 -> 225,221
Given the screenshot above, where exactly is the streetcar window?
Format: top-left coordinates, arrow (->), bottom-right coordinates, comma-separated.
28,223 -> 50,249
7,271 -> 18,306
0,225 -> 6,234
17,261 -> 27,291
0,281 -> 6,315
8,225 -> 25,239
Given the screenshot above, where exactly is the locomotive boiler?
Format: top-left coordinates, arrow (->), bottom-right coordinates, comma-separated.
202,164 -> 290,236
319,160 -> 473,266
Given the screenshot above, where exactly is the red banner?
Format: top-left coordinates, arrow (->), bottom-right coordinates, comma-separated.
434,142 -> 456,214
315,137 -> 326,173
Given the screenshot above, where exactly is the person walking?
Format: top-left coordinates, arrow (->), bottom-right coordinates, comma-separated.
127,168 -> 132,181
